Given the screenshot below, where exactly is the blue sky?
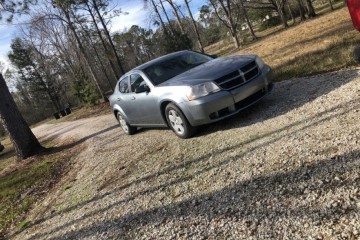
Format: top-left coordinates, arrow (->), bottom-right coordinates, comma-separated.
0,0 -> 206,69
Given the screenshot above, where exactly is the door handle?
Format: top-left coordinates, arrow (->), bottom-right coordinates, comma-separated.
131,96 -> 136,100
117,98 -> 121,101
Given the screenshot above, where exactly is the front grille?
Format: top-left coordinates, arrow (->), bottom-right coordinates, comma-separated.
208,84 -> 273,120
213,61 -> 259,90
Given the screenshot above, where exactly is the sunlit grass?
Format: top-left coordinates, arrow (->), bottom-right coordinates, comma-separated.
207,6 -> 358,81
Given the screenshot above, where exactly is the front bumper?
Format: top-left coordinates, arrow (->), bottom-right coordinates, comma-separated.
179,65 -> 273,126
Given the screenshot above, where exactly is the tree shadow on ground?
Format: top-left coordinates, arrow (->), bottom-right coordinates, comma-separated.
35,148 -> 360,239
12,68 -> 358,237
21,93 -> 360,239
45,124 -> 119,154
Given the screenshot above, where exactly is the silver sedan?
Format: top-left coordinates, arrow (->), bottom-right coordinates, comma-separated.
109,50 -> 273,138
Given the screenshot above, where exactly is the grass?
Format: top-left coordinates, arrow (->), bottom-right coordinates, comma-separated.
0,138 -> 15,172
206,6 -> 359,81
0,149 -> 73,236
18,220 -> 31,230
0,102 -> 111,236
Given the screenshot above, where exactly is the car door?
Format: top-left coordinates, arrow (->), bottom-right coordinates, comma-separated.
115,76 -> 136,123
128,73 -> 162,125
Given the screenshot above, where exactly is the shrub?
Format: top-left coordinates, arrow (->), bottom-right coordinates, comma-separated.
72,69 -> 99,107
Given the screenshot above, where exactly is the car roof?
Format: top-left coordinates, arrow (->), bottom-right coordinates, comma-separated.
133,50 -> 191,71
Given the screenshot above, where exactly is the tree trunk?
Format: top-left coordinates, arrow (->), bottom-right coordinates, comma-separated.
184,0 -> 205,52
34,69 -> 62,111
85,1 -> 119,81
329,0 -> 334,10
150,0 -> 168,33
30,49 -> 63,111
74,13 -> 115,90
286,0 -> 296,25
92,0 -> 125,76
239,0 -> 256,39
166,0 -> 185,33
305,0 -> 316,18
278,5 -> 289,28
62,9 -> 105,101
0,74 -> 43,160
231,30 -> 240,48
159,0 -> 176,34
218,0 -> 240,48
85,33 -> 114,91
297,0 -> 306,21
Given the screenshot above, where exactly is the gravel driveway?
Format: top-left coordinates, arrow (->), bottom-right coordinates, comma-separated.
12,69 -> 360,239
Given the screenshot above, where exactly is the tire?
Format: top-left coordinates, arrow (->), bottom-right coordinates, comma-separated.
165,103 -> 195,139
117,112 -> 136,135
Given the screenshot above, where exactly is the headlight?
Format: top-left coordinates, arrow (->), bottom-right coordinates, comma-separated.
186,82 -> 220,101
255,56 -> 265,69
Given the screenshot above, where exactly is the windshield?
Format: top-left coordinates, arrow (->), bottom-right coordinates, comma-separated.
143,52 -> 213,85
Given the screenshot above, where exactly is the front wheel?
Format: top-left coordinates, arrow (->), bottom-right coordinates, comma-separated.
117,112 -> 136,135
165,103 -> 195,139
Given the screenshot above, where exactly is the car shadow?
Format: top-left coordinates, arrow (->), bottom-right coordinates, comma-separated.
16,93 -> 359,239
27,148 -> 360,239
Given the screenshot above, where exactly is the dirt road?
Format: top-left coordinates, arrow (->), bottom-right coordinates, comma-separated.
13,69 -> 360,239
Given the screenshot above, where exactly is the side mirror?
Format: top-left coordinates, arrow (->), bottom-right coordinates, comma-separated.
135,84 -> 150,94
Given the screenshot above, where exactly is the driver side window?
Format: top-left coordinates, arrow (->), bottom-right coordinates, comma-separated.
119,76 -> 130,93
130,74 -> 146,92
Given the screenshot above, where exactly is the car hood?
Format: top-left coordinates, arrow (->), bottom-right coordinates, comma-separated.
158,55 -> 256,87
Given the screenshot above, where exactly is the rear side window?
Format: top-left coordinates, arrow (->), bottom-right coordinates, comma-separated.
130,74 -> 146,92
119,76 -> 129,93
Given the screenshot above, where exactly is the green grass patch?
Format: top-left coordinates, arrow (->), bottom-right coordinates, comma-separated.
18,220 -> 31,230
0,157 -> 15,172
272,31 -> 360,81
0,157 -> 65,235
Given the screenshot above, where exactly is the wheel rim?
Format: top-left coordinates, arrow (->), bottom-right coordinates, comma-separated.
118,114 -> 129,133
168,109 -> 184,135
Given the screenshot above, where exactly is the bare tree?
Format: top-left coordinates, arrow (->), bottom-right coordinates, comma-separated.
72,13 -> 114,90
238,0 -> 256,39
304,0 -> 316,18
209,0 -> 241,48
148,0 -> 169,33
297,0 -> 306,21
158,0 -> 176,34
247,0 -> 289,28
273,0 -> 288,28
286,0 -> 295,25
165,0 -> 185,33
83,0 -> 119,81
52,0 -> 106,100
90,0 -> 125,76
183,0 -> 204,52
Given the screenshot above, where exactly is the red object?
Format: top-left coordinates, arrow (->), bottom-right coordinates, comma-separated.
347,0 -> 360,31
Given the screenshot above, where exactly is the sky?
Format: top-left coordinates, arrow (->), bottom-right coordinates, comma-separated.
0,0 -> 206,70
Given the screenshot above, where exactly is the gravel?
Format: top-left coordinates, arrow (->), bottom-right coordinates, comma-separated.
11,69 -> 360,239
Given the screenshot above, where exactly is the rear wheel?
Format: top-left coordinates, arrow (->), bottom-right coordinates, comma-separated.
165,103 -> 195,138
117,112 -> 136,135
